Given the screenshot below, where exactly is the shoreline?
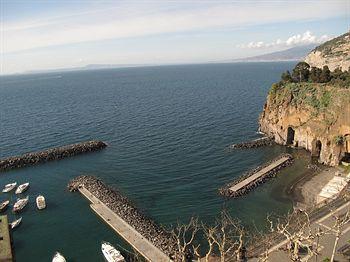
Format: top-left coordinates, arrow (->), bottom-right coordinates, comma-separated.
286,162 -> 342,209
286,164 -> 322,205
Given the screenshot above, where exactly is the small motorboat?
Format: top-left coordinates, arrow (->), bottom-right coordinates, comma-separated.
52,252 -> 66,262
0,200 -> 10,212
36,195 -> 46,210
2,182 -> 17,193
9,217 -> 22,229
13,196 -> 29,212
102,241 -> 125,262
15,182 -> 29,194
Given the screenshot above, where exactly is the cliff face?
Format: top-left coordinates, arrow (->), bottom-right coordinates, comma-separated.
305,32 -> 350,71
259,32 -> 350,166
259,83 -> 350,166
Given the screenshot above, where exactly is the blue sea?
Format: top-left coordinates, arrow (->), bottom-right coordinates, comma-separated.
0,62 -> 308,261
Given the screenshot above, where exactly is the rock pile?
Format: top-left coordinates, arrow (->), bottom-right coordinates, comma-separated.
68,176 -> 177,259
230,137 -> 274,149
219,154 -> 294,198
0,140 -> 107,172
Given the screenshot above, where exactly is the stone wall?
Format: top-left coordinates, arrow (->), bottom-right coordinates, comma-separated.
0,140 -> 107,172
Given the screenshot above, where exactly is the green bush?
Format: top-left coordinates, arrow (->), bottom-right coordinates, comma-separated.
276,61 -> 350,87
334,135 -> 344,146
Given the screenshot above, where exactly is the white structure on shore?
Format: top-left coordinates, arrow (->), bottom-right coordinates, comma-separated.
317,172 -> 350,204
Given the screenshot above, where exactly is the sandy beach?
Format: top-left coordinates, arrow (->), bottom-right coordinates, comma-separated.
290,164 -> 346,209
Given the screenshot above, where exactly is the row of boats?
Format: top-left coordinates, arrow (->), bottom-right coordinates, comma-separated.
53,241 -> 125,262
1,182 -> 46,211
3,182 -> 29,194
1,182 -> 46,229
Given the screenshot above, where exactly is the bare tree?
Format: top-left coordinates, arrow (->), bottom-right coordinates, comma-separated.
205,210 -> 246,262
170,217 -> 200,261
267,210 -> 319,261
330,208 -> 350,262
202,224 -> 217,261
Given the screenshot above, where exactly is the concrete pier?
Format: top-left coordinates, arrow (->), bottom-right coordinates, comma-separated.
0,215 -> 13,262
220,154 -> 293,198
68,176 -> 175,261
79,187 -> 171,262
0,140 -> 107,172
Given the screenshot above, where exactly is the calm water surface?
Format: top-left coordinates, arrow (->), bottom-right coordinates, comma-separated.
0,62 -> 309,261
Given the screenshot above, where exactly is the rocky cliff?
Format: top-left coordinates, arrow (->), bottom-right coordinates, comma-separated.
305,32 -> 350,71
259,83 -> 350,166
259,33 -> 350,166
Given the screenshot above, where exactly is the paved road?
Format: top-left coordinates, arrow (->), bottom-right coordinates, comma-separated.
250,200 -> 350,262
79,187 -> 172,262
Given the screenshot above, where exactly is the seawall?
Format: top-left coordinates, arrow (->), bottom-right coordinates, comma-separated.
0,140 -> 107,172
229,137 -> 274,149
219,154 -> 294,198
68,176 -> 176,259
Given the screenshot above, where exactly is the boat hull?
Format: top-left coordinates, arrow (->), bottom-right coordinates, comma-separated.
15,183 -> 29,194
36,196 -> 46,210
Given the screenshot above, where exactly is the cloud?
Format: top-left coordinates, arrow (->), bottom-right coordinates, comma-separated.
238,31 -> 331,49
1,1 -> 346,54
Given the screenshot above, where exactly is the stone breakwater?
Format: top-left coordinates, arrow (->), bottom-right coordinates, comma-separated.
68,175 -> 177,259
219,154 -> 294,198
0,140 -> 107,172
229,137 -> 274,149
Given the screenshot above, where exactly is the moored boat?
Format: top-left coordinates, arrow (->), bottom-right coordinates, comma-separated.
15,182 -> 29,194
13,196 -> 29,212
102,241 -> 125,262
52,252 -> 66,262
0,200 -> 10,212
36,195 -> 46,210
2,182 -> 17,193
10,217 -> 22,229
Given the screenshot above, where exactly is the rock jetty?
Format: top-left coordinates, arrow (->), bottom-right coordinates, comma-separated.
0,140 -> 107,172
229,137 -> 274,149
219,154 -> 294,198
68,176 -> 177,259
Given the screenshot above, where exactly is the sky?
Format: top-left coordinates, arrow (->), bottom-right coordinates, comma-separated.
0,0 -> 349,75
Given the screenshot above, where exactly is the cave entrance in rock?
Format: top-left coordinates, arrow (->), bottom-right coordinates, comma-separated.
286,127 -> 295,145
340,152 -> 350,163
315,140 -> 322,158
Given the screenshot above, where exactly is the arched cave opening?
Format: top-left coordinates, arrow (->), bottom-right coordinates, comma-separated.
340,152 -> 350,163
315,140 -> 322,158
286,127 -> 295,145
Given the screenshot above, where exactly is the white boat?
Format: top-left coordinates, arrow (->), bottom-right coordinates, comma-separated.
10,217 -> 22,229
2,182 -> 17,193
102,241 -> 125,262
0,200 -> 10,212
52,252 -> 66,262
15,182 -> 29,194
36,195 -> 46,210
13,196 -> 29,212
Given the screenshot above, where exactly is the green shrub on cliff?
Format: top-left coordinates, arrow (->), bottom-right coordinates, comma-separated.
320,66 -> 331,82
277,62 -> 350,87
310,67 -> 323,82
292,62 -> 310,82
320,90 -> 331,108
334,135 -> 345,146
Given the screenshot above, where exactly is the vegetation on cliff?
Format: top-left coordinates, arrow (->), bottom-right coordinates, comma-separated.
269,63 -> 349,118
312,32 -> 349,57
305,32 -> 350,71
269,63 -> 349,119
274,61 -> 350,89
